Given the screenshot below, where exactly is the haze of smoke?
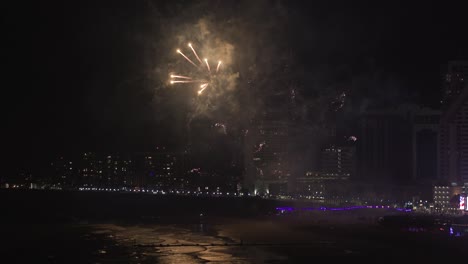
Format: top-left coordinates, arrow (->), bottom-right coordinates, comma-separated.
142,0 -> 408,149
143,1 -> 295,133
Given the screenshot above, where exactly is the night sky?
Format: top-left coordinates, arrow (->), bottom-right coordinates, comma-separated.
4,0 -> 468,174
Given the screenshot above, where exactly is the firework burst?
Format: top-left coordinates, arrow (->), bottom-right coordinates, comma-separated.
170,42 -> 223,96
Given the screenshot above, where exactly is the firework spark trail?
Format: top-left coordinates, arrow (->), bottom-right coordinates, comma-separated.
258,168 -> 264,176
172,41 -> 225,96
204,58 -> 211,72
177,49 -> 198,68
255,142 -> 266,153
170,75 -> 192,79
170,80 -> 199,84
198,83 -> 209,95
332,91 -> 347,111
170,79 -> 207,84
215,123 -> 227,134
188,43 -> 203,65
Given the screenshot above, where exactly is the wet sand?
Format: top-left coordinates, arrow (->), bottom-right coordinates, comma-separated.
1,190 -> 467,263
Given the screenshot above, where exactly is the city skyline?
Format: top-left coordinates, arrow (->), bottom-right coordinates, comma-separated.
2,3 -> 468,261
5,1 -> 468,186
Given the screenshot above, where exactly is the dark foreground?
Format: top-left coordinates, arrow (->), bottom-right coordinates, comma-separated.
1,190 -> 467,263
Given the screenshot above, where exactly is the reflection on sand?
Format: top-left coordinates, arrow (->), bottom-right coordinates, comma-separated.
91,223 -> 286,263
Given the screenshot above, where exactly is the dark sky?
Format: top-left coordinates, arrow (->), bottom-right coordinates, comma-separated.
4,0 -> 468,173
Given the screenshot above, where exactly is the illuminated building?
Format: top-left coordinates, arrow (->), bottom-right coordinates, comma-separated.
141,152 -> 175,190
243,118 -> 319,195
433,185 -> 465,214
245,120 -> 291,195
50,156 -> 75,187
136,149 -> 191,190
295,171 -> 325,200
78,152 -> 133,188
433,186 -> 451,213
319,145 -> 355,180
104,154 -> 133,187
241,53 -> 325,195
78,152 -> 102,187
460,194 -> 466,211
50,150 -> 191,190
242,56 -> 322,195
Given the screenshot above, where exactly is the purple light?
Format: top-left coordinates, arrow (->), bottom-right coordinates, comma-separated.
275,205 -> 411,212
275,207 -> 294,211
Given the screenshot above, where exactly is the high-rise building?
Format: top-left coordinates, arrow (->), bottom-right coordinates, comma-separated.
441,61 -> 468,107
412,108 -> 441,182
245,120 -> 290,195
439,80 -> 468,185
320,145 -> 355,180
433,185 -> 466,214
77,153 -> 134,188
78,152 -> 102,187
295,171 -> 325,198
358,104 -> 444,184
243,112 -> 320,195
137,149 -> 191,190
242,52 -> 319,195
357,106 -> 413,183
50,150 -> 193,189
50,156 -> 75,188
101,154 -> 133,188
